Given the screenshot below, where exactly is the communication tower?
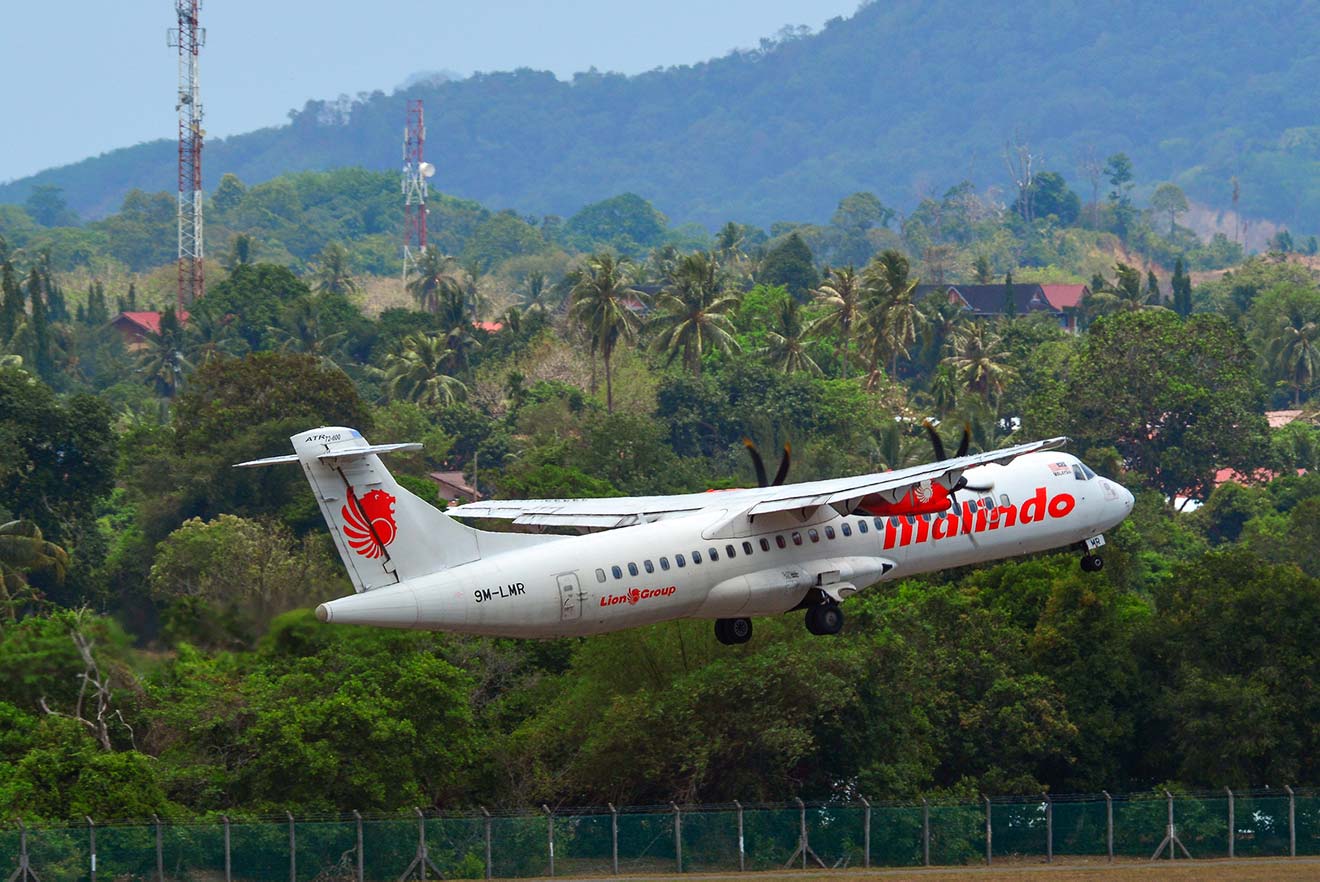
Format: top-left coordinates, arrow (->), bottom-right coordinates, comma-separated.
168,0 -> 205,308
401,100 -> 433,284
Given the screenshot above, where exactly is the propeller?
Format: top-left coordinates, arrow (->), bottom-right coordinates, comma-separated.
923,419 -> 971,500
743,439 -> 792,487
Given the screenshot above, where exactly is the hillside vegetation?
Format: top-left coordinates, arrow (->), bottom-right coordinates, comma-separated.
4,0 -> 1320,232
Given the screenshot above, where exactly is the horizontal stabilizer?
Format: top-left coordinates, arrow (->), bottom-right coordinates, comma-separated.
234,453 -> 301,468
234,442 -> 423,469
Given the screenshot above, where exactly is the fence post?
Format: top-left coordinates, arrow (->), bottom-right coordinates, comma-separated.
352,811 -> 362,882
1286,785 -> 1296,857
796,797 -> 807,870
1044,793 -> 1053,863
223,815 -> 232,882
288,811 -> 297,882
1225,788 -> 1234,859
671,802 -> 682,873
607,804 -> 618,876
922,798 -> 930,867
860,797 -> 871,869
480,807 -> 491,880
1165,790 -> 1175,861
984,797 -> 991,866
1103,791 -> 1113,862
542,804 -> 554,877
14,818 -> 31,882
87,816 -> 96,882
154,813 -> 164,882
734,800 -> 745,872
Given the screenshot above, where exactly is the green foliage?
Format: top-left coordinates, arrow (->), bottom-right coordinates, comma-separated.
199,263 -> 313,349
756,233 -> 818,301
563,194 -> 669,256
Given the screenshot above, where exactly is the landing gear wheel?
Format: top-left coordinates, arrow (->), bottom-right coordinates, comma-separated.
715,617 -> 753,645
1080,554 -> 1104,572
805,603 -> 844,636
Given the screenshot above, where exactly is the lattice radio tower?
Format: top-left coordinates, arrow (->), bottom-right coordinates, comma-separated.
401,99 -> 433,285
168,0 -> 205,308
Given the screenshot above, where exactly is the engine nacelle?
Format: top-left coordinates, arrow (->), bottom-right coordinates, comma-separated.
695,556 -> 896,618
858,481 -> 953,517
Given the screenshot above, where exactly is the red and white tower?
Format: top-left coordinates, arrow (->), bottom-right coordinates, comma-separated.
401,99 -> 433,284
168,0 -> 205,308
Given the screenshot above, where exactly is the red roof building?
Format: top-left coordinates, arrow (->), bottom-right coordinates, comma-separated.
110,310 -> 189,348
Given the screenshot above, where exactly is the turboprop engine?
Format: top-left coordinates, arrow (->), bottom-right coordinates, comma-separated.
696,555 -> 895,618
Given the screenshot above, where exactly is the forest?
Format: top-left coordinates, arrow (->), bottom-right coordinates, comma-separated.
3,152 -> 1320,824
5,0 -> 1320,231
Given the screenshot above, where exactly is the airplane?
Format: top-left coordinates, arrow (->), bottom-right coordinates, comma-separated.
237,426 -> 1134,644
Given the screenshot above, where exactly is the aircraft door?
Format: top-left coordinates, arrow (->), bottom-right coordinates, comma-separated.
556,572 -> 582,622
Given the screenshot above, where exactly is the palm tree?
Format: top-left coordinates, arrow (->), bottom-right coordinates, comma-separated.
570,253 -> 644,412
861,250 -> 922,386
762,297 -> 821,375
649,252 -> 741,377
382,333 -> 467,408
1269,312 -> 1320,406
407,245 -> 464,314
269,297 -> 348,367
185,310 -> 247,366
943,323 -> 1017,407
311,242 -> 358,295
136,307 -> 192,400
809,266 -> 864,378
0,520 -> 67,621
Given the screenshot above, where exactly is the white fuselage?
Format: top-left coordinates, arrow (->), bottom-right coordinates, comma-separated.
317,452 -> 1133,636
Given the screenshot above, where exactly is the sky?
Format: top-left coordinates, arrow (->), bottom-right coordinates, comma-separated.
0,1 -> 860,183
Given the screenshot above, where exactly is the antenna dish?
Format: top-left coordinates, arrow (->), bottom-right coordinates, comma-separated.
420,162 -> 435,178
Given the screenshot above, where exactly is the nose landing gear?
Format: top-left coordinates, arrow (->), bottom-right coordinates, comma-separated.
1080,554 -> 1104,572
805,602 -> 844,636
715,617 -> 753,645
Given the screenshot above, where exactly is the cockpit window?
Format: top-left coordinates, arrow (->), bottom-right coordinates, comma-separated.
1072,464 -> 1086,481
1073,463 -> 1097,481
1081,463 -> 1097,479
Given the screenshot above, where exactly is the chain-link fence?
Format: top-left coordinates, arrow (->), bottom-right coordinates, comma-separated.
4,788 -> 1317,880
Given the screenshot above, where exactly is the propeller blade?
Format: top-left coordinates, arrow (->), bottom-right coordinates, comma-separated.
743,438 -> 768,488
956,423 -> 971,458
922,419 -> 947,462
772,443 -> 792,486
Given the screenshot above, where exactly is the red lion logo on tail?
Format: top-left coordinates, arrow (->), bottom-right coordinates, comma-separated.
342,490 -> 398,558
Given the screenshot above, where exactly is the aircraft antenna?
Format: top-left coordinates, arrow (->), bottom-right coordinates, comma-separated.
168,0 -> 206,309
401,99 -> 430,287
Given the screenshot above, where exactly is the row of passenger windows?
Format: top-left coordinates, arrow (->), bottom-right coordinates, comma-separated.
590,494 -> 1013,584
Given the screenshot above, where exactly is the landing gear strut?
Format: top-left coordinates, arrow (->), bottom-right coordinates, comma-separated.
805,602 -> 844,636
1080,554 -> 1104,572
715,617 -> 753,645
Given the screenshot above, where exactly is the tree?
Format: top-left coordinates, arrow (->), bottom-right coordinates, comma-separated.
1011,171 -> 1081,225
1145,269 -> 1161,304
1268,312 -> 1320,406
136,306 -> 192,401
944,322 -> 1017,407
1066,310 -> 1269,502
0,261 -> 20,344
757,232 -> 818,301
973,254 -> 994,284
1003,271 -> 1017,319
382,333 -> 468,408
649,252 -> 741,377
0,520 -> 68,620
1177,256 -> 1198,318
809,266 -> 865,378
564,193 -> 668,256
762,297 -> 821,375
212,172 -> 246,213
862,249 -> 921,383
569,253 -> 643,412
406,245 -> 463,315
1105,153 -> 1135,237
25,270 -> 51,379
199,263 -> 313,349
24,185 -> 78,227
1150,182 -> 1189,234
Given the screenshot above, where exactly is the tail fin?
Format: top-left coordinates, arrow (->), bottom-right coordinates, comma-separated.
237,426 -> 482,592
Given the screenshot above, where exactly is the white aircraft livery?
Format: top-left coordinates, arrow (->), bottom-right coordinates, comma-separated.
237,427 -> 1134,644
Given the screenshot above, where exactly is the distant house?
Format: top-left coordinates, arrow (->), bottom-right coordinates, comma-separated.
110,310 -> 189,349
472,321 -> 504,333
915,283 -> 1087,332
428,470 -> 481,505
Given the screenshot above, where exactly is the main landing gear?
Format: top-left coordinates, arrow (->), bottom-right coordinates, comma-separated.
805,601 -> 844,636
715,617 -> 753,645
1080,554 -> 1104,572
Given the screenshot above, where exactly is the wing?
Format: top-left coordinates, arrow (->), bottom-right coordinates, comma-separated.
446,437 -> 1068,529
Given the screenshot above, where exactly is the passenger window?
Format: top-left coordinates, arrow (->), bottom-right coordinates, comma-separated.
644,560 -> 655,574
841,523 -> 852,537
921,513 -> 931,522
776,535 -> 787,549
824,526 -> 835,540
676,553 -> 686,568
1000,493 -> 1011,506
760,538 -> 771,552
792,531 -> 803,546
692,550 -> 702,564
888,516 -> 900,528
743,541 -> 754,555
628,562 -> 639,577
611,565 -> 623,580
660,557 -> 670,571
874,517 -> 884,531
905,514 -> 916,525
596,568 -> 606,583
726,544 -> 736,559
858,520 -> 869,534
709,547 -> 719,561
808,528 -> 819,543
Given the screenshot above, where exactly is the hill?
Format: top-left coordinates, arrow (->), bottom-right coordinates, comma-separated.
4,0 -> 1320,230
